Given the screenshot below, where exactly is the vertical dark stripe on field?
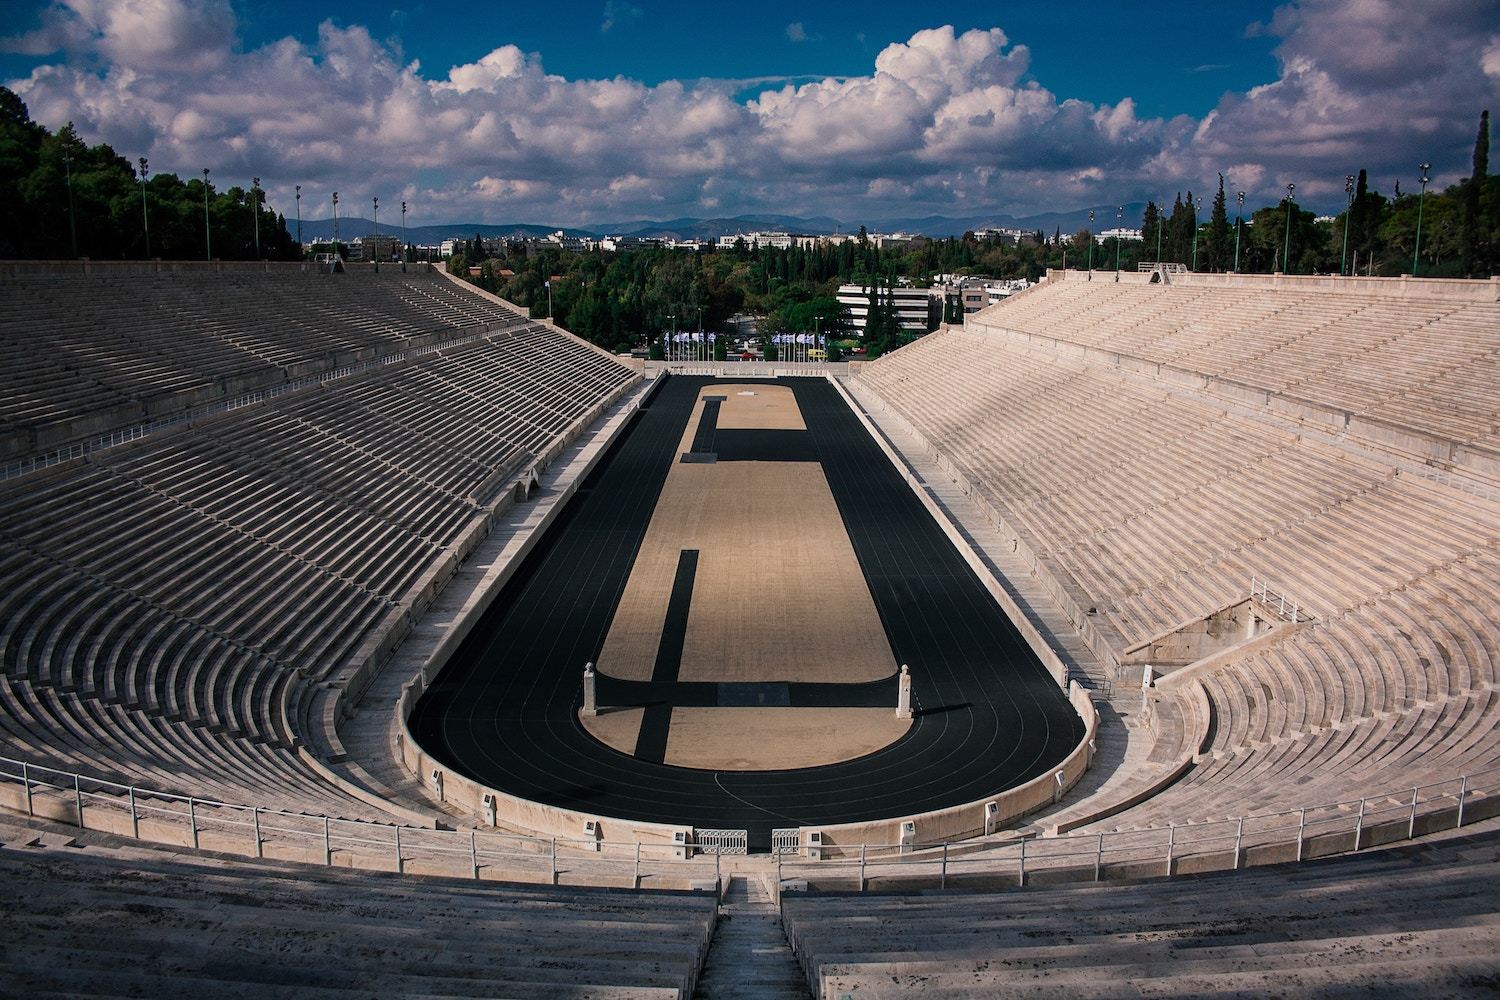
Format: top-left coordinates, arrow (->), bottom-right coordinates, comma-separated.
634,548 -> 700,763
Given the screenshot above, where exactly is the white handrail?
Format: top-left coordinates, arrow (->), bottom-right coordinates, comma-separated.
2,754 -> 1496,892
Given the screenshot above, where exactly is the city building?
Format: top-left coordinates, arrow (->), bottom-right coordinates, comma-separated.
836,283 -> 932,334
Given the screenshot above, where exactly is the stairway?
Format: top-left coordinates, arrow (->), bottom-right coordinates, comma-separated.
694,874 -> 809,999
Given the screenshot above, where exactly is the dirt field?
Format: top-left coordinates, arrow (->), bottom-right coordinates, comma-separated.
586,383 -> 907,769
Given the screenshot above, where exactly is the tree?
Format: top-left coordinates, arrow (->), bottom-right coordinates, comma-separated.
1206,174 -> 1231,272
1461,109 -> 1490,276
1167,193 -> 1193,265
1140,201 -> 1161,262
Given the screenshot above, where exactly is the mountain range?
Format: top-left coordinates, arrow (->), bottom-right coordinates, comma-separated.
294,205 -> 1154,245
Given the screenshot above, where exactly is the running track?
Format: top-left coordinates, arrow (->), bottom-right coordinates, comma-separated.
408,375 -> 1084,849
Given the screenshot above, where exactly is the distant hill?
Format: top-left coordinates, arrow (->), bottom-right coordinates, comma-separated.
297,205 -> 1155,245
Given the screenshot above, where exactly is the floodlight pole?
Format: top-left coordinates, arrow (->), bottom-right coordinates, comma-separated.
1190,196 -> 1199,271
138,157 -> 150,259
332,191 -> 340,261
1412,163 -> 1431,276
400,200 -> 407,272
202,167 -> 212,261
1114,206 -> 1123,280
295,184 -> 302,251
63,147 -> 78,258
252,176 -> 261,260
1281,183 -> 1295,274
1234,191 -> 1244,273
1340,174 -> 1355,276
1087,210 -> 1095,277
372,196 -> 379,271
1155,201 -> 1164,265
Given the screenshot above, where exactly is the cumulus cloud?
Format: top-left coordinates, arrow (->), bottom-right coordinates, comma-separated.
1,0 -> 235,73
3,3 -> 1496,224
1181,0 -> 1499,200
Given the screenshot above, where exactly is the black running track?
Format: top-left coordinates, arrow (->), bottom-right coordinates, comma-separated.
408,376 -> 1083,849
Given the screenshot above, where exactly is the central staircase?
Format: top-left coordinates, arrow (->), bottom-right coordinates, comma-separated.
694,874 -> 808,999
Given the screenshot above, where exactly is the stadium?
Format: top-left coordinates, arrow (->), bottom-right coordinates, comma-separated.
0,255 -> 1496,997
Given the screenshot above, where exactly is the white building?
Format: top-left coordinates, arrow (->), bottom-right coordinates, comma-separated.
981,278 -> 1031,304
714,231 -> 799,250
836,283 -> 932,334
972,227 -> 1025,244
1098,228 -> 1144,242
545,230 -> 592,252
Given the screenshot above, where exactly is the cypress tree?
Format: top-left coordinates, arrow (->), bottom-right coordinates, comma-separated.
1140,201 -> 1161,262
1461,109 -> 1489,276
1207,175 -> 1231,272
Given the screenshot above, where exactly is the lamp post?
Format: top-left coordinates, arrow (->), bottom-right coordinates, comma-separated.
1087,210 -> 1095,278
251,176 -> 261,260
62,147 -> 78,258
295,184 -> 302,251
372,196 -> 379,271
667,313 -> 676,361
1155,200 -> 1164,265
202,167 -> 212,261
400,200 -> 407,272
1114,205 -> 1123,279
331,191 -> 339,263
1340,174 -> 1355,276
1281,183 -> 1295,274
1234,191 -> 1244,273
137,157 -> 150,259
1190,195 -> 1200,272
1412,162 -> 1431,276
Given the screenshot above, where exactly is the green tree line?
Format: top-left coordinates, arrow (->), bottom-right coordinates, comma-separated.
0,87 -> 298,260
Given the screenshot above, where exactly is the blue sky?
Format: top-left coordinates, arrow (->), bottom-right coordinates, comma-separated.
2,1 -> 1495,226
217,2 -> 1283,118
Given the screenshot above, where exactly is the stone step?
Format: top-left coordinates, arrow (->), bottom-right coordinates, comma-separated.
694,876 -> 808,999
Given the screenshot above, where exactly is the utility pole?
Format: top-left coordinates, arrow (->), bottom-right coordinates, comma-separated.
1190,196 -> 1199,271
1234,191 -> 1244,273
138,157 -> 150,258
1114,206 -> 1123,279
63,147 -> 78,258
1087,209 -> 1095,277
1281,183 -> 1295,274
1413,163 -> 1431,276
1340,174 -> 1355,276
202,167 -> 212,260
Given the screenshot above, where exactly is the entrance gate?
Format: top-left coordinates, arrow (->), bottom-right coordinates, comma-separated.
695,829 -> 748,855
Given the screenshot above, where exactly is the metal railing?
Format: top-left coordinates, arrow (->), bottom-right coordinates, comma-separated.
1250,575 -> 1304,623
0,757 -> 724,888
4,754 -> 1495,897
1419,467 -> 1499,502
775,763 -> 1500,892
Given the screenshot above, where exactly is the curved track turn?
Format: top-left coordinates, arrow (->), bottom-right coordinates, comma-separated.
409,376 -> 1084,848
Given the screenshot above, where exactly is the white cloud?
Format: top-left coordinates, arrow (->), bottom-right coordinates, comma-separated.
3,6 -> 1496,225
0,0 -> 236,73
786,22 -> 807,43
